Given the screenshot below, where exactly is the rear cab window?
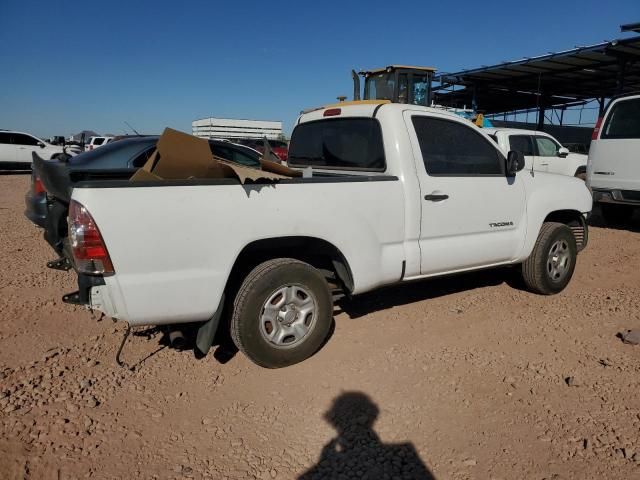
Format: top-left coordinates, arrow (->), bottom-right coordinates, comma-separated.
288,118 -> 385,171
602,97 -> 640,139
92,138 -> 105,146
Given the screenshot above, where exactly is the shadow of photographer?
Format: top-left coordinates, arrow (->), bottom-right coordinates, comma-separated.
299,392 -> 435,480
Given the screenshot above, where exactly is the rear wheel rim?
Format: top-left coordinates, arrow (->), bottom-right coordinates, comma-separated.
547,239 -> 571,282
259,284 -> 318,349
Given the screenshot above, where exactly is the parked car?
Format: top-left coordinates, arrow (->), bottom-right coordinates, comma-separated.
84,136 -> 114,151
485,128 -> 587,179
0,130 -> 75,169
25,136 -> 261,228
237,138 -> 288,162
34,102 -> 591,368
587,92 -> 640,224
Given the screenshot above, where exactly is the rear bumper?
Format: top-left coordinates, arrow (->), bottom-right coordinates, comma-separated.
592,188 -> 640,206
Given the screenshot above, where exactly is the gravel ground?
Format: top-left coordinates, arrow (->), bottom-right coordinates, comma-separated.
1,174 -> 639,480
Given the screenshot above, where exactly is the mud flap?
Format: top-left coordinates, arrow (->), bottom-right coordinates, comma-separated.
195,293 -> 225,356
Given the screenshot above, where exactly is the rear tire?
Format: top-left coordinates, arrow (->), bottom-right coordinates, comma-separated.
230,258 -> 333,368
600,203 -> 634,226
522,222 -> 577,295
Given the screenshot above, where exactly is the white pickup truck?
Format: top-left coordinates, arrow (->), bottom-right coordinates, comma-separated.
484,128 -> 587,178
39,102 -> 592,368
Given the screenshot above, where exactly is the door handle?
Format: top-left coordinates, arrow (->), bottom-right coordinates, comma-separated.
424,194 -> 449,201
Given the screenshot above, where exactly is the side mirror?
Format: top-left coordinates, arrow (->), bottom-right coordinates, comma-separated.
506,150 -> 525,176
38,142 -> 45,148
558,147 -> 569,158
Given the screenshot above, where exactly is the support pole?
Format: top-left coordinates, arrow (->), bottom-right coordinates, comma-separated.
537,103 -> 546,131
616,59 -> 627,94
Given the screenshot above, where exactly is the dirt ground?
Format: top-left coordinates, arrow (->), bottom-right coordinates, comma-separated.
1,174 -> 639,480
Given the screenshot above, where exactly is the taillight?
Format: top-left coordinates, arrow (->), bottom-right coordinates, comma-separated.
592,117 -> 603,140
68,200 -> 114,275
33,177 -> 45,195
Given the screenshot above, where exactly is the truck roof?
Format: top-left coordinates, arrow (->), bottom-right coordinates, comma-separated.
483,127 -> 556,137
297,101 -> 467,124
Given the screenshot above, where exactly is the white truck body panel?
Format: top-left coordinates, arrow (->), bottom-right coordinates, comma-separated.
587,94 -> 640,196
71,104 -> 592,327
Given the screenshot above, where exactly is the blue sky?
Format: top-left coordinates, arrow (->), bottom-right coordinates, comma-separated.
0,0 -> 638,138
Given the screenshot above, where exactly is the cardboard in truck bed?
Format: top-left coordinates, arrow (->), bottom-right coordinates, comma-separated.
130,128 -> 294,183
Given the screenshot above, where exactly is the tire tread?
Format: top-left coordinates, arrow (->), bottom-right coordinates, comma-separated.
522,222 -> 573,295
230,258 -> 326,367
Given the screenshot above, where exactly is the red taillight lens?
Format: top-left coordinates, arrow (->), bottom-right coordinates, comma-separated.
33,177 -> 45,195
592,117 -> 603,140
68,200 -> 114,275
324,108 -> 341,117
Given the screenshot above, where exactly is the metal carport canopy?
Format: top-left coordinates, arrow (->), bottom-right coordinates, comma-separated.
433,34 -> 640,114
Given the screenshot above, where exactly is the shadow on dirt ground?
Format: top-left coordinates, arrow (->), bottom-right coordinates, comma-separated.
124,267 -> 522,367
588,204 -> 640,233
299,392 -> 435,480
338,266 -> 520,319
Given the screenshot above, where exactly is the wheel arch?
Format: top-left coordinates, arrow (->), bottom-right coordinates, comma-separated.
227,236 -> 355,295
543,209 -> 588,252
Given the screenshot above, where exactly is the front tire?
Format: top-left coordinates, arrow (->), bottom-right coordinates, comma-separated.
230,258 -> 333,368
522,222 -> 577,295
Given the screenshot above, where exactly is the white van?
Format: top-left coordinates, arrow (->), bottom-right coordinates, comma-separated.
587,93 -> 640,224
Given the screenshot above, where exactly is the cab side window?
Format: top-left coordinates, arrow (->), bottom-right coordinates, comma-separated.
535,136 -> 560,157
412,116 -> 503,175
508,135 -> 535,156
12,134 -> 40,146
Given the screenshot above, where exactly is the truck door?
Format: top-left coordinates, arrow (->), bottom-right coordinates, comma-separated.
533,135 -> 562,174
404,112 -> 526,275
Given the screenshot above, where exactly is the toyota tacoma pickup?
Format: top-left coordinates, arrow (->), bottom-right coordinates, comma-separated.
35,102 -> 592,368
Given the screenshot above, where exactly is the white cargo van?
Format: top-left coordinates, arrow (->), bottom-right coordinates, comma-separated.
587,93 -> 640,224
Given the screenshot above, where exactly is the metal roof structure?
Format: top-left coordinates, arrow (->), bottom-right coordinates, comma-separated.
433,31 -> 640,117
360,65 -> 437,75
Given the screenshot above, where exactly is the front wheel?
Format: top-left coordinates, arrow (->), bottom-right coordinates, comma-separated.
230,258 -> 333,368
521,222 -> 577,295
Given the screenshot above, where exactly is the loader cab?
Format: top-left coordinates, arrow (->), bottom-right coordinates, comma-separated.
353,65 -> 435,107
